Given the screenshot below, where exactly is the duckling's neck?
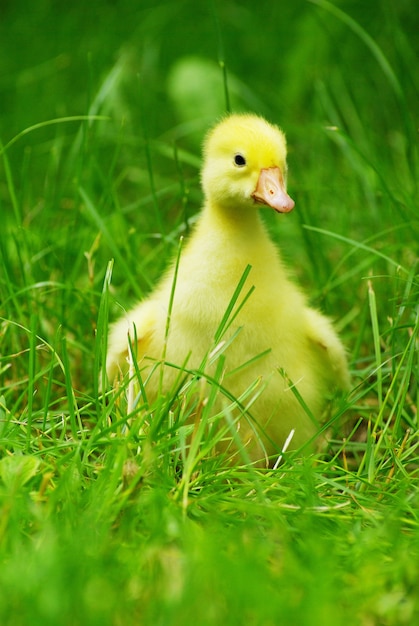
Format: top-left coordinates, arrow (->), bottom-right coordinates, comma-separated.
200,200 -> 266,240
185,199 -> 286,294
188,199 -> 281,277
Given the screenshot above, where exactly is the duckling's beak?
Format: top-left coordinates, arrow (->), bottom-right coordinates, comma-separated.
252,167 -> 295,213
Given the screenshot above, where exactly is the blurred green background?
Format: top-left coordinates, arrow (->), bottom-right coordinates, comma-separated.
2,0 -> 417,208
1,0 -> 417,138
0,1 -> 418,625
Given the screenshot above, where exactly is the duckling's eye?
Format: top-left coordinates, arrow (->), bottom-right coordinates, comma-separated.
233,153 -> 246,167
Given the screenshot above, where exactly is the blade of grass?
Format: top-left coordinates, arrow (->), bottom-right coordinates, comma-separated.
374,316 -> 418,447
213,264 -> 254,345
309,0 -> 402,100
368,277 -> 383,409
138,77 -> 163,234
210,0 -> 231,113
0,140 -> 21,224
0,116 -> 109,156
161,236 -> 184,391
95,259 -> 114,406
26,313 -> 38,450
61,336 -> 82,440
79,186 -> 144,299
304,225 -> 410,274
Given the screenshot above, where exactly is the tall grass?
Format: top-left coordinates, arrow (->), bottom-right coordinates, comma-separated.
0,0 -> 418,624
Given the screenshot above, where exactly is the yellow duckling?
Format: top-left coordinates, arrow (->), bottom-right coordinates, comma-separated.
106,114 -> 350,464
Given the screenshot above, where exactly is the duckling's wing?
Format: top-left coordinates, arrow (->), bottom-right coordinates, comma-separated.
106,299 -> 160,385
304,308 -> 350,391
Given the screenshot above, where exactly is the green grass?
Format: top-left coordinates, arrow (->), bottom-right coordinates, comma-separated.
0,0 -> 418,624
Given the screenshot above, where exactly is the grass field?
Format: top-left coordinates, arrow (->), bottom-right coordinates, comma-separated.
1,0 -> 418,624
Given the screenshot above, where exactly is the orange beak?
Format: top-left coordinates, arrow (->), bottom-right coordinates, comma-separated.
252,167 -> 295,213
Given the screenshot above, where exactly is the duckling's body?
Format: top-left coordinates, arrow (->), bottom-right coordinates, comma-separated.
106,114 -> 349,464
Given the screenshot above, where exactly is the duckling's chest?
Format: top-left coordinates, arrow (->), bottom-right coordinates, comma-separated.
157,214 -> 297,346
174,239 -> 272,307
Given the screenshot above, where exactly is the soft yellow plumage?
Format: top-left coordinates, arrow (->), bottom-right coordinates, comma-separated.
106,114 -> 350,464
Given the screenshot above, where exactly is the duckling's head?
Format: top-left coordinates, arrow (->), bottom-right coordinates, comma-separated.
201,114 -> 294,214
